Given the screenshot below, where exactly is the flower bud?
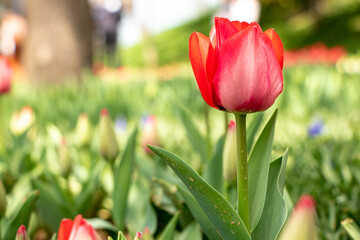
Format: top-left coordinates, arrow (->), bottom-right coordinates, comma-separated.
10,106 -> 35,136
141,115 -> 160,155
134,232 -> 143,240
16,225 -> 30,240
99,108 -> 119,162
0,56 -> 12,94
75,113 -> 91,147
142,227 -> 153,240
279,195 -> 318,240
0,180 -> 7,218
222,121 -> 237,184
59,137 -> 72,177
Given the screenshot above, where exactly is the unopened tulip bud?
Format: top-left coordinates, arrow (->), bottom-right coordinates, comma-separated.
99,108 -> 119,162
223,121 -> 237,184
16,225 -> 30,240
141,115 -> 160,155
10,106 -> 35,136
134,232 -> 143,240
142,227 -> 153,240
0,180 -> 7,217
279,195 -> 318,240
0,56 -> 12,94
75,113 -> 91,147
59,137 -> 71,177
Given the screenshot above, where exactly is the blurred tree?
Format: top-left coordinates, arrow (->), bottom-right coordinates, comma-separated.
23,0 -> 92,83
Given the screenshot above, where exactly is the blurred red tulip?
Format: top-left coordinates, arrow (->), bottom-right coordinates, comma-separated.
279,195 -> 318,240
16,225 -> 30,240
142,115 -> 160,155
58,215 -> 97,240
189,17 -> 283,113
0,56 -> 12,94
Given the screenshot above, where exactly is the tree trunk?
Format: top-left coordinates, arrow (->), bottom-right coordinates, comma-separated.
23,0 -> 92,83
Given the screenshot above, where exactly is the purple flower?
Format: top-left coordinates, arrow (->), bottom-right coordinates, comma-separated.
308,118 -> 324,137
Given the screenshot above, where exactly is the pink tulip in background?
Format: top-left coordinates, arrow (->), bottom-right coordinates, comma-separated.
0,56 -> 12,94
58,215 -> 97,240
279,195 -> 318,240
189,17 -> 283,113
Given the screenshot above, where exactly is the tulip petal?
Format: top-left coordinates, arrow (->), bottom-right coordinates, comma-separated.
231,21 -> 249,32
264,29 -> 284,69
209,25 -> 216,48
214,17 -> 239,48
69,215 -> 97,240
213,25 -> 283,113
58,219 -> 74,240
189,32 -> 216,108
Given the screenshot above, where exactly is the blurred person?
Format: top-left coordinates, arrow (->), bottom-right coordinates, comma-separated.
0,11 -> 27,61
216,0 -> 261,23
91,0 -> 122,67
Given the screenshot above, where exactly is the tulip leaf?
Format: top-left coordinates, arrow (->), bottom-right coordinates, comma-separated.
117,231 -> 127,240
148,145 -> 251,240
87,218 -> 118,232
177,222 -> 202,240
176,185 -> 221,240
113,127 -> 138,229
247,112 -> 264,153
177,105 -> 208,163
251,149 -> 288,240
157,211 -> 180,240
341,218 -> 360,240
33,180 -> 73,232
1,190 -> 39,240
248,109 -> 278,230
75,161 -> 104,216
203,135 -> 225,193
126,174 -> 157,234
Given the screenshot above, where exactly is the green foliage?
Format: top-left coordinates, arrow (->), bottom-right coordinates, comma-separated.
113,127 -> 138,229
148,145 -> 251,240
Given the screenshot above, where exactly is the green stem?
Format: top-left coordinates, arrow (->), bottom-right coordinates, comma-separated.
234,113 -> 250,232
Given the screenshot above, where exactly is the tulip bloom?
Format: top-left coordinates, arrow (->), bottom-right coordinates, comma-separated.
279,195 -> 318,240
58,215 -> 97,240
189,17 -> 283,113
0,56 -> 12,94
16,225 -> 30,240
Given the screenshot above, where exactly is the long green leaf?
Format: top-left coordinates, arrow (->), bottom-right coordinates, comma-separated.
75,161 -> 104,215
87,218 -> 118,232
157,212 -> 180,240
177,106 -> 208,163
246,112 -> 264,153
1,190 -> 39,240
33,180 -> 73,232
203,136 -> 225,193
177,185 -> 220,240
252,149 -> 288,240
113,127 -> 138,229
148,145 -> 250,240
248,109 -> 278,230
342,219 -> 360,240
177,222 -> 202,240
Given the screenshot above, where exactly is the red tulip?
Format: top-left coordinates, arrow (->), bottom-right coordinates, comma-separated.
189,17 -> 283,113
0,56 -> 12,94
16,225 -> 30,240
58,215 -> 97,240
279,195 -> 318,240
